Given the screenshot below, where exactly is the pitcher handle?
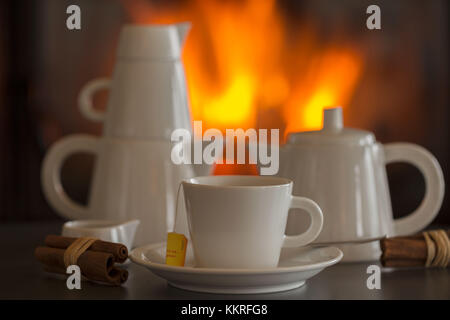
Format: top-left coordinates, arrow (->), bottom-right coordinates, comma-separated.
78,78 -> 110,122
384,143 -> 445,236
41,134 -> 99,220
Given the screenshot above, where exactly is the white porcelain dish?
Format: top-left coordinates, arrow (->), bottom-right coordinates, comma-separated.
62,219 -> 140,251
130,242 -> 343,294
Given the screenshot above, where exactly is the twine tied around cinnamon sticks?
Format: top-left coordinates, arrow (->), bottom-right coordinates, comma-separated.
422,230 -> 449,267
35,235 -> 129,286
380,229 -> 450,268
63,237 -> 98,268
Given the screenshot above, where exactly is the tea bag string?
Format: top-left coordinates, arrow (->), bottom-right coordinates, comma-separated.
171,183 -> 183,233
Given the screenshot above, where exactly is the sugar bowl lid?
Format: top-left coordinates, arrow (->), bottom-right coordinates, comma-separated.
286,107 -> 375,146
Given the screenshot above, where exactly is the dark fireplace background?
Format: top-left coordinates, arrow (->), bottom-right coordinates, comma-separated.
0,0 -> 448,225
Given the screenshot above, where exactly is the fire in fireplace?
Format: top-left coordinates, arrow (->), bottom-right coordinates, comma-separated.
1,0 -> 448,224
122,0 -> 363,137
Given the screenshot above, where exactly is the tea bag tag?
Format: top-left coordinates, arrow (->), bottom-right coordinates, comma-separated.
165,183 -> 188,266
165,232 -> 188,266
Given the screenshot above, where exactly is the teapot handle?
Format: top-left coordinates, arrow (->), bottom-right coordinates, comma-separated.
384,143 -> 445,236
41,134 -> 99,220
78,78 -> 111,122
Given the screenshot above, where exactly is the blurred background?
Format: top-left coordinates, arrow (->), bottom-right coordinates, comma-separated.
0,0 -> 448,224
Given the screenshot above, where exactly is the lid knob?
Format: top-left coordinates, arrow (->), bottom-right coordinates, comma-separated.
323,107 -> 343,131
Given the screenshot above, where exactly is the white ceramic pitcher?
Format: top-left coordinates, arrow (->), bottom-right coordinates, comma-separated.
41,24 -> 195,246
78,23 -> 192,139
278,107 -> 445,261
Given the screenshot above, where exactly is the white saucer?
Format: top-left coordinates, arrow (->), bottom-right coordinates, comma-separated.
130,243 -> 343,294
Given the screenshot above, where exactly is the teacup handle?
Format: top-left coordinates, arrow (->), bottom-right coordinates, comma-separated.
282,196 -> 324,248
78,78 -> 111,122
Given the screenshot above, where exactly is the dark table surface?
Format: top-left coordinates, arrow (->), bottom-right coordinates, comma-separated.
1,222 -> 449,300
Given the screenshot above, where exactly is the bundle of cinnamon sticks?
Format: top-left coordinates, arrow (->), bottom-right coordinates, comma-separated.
380,230 -> 450,268
35,235 -> 129,286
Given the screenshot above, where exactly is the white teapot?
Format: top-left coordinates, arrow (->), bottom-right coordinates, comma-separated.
278,107 -> 444,261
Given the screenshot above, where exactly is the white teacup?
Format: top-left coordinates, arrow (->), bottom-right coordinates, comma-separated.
182,175 -> 324,269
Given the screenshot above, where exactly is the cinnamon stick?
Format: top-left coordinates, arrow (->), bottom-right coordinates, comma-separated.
380,230 -> 450,268
43,265 -> 128,285
381,259 -> 426,268
35,246 -> 127,286
380,238 -> 428,260
44,235 -> 128,263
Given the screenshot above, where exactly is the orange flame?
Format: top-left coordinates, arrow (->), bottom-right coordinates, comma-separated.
284,48 -> 362,133
122,0 -> 363,136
